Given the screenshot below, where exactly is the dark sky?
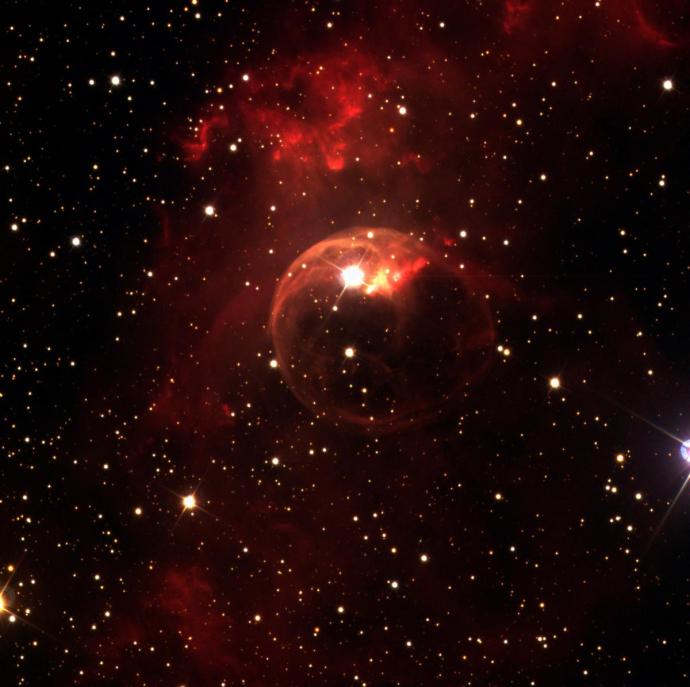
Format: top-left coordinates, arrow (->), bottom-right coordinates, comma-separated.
3,1 -> 690,685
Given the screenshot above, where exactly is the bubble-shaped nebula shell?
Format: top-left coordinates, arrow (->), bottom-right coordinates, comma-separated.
270,228 -> 495,433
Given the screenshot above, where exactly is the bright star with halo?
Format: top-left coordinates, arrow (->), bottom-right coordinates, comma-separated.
681,439 -> 690,462
341,265 -> 365,288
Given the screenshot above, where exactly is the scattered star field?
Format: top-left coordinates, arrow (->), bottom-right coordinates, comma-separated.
3,1 -> 690,685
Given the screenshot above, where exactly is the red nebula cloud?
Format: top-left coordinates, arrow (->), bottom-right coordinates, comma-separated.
243,53 -> 391,173
182,113 -> 230,161
502,0 -> 534,34
398,151 -> 430,174
180,51 -> 405,175
155,566 -> 236,670
82,566 -> 242,681
366,255 -> 430,296
632,2 -> 677,48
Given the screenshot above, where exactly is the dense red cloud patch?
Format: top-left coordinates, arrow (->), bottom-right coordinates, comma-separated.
247,54 -> 387,172
181,50 -> 409,176
181,113 -> 230,161
502,0 -> 534,35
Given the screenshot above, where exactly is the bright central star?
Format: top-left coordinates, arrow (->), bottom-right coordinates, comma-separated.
341,265 -> 365,288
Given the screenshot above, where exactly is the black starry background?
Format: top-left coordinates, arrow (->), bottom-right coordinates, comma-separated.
3,1 -> 690,685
